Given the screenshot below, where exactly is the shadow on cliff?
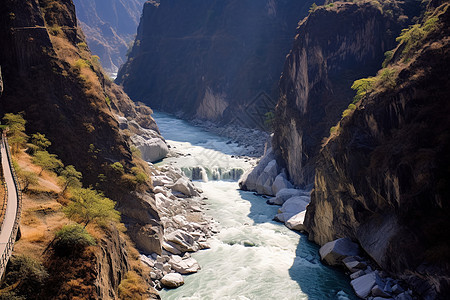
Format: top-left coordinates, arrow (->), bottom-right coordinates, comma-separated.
238,189 -> 357,299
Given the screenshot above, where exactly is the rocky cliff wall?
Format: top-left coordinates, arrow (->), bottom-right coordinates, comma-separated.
305,2 -> 450,297
73,0 -> 146,73
272,0 -> 419,186
117,0 -> 322,128
0,0 -> 165,283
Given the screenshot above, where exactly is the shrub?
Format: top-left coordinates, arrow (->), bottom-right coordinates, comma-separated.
64,187 -> 120,227
382,50 -> 394,68
1,255 -> 48,298
30,132 -> 51,151
19,170 -> 39,192
76,42 -> 87,50
378,67 -> 397,89
110,162 -> 125,174
309,3 -> 318,13
105,96 -> 111,106
53,224 -> 95,255
118,271 -> 148,300
49,25 -> 62,36
351,77 -> 376,103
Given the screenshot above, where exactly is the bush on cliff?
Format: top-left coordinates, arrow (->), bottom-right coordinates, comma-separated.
53,224 -> 95,255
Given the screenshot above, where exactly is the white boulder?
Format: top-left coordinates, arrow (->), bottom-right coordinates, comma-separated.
161,273 -> 184,288
275,196 -> 309,222
268,188 -> 308,205
169,255 -> 201,274
285,211 -> 306,231
168,178 -> 200,197
165,229 -> 199,252
271,172 -> 293,195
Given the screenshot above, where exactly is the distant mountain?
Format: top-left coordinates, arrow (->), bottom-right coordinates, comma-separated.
117,0 -> 322,128
73,0 -> 146,74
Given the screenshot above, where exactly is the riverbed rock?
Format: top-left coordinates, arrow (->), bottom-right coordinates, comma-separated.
372,284 -> 391,298
131,134 -> 169,162
168,178 -> 200,197
161,273 -> 184,288
168,255 -> 201,274
275,196 -> 309,223
285,211 -> 306,231
319,238 -> 360,266
165,229 -> 199,252
271,172 -> 293,195
239,147 -> 278,195
267,188 -> 308,205
343,256 -> 367,273
350,272 -> 380,299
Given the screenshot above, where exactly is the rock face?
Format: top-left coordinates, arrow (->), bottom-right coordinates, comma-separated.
117,0 -> 322,127
273,1 -> 413,186
73,0 -> 146,73
305,2 -> 450,297
0,0 -> 164,271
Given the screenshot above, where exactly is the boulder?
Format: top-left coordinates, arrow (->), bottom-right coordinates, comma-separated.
350,272 -> 378,299
372,285 -> 391,298
275,196 -> 309,222
169,255 -> 201,274
127,224 -> 163,255
319,237 -> 360,266
239,147 -> 276,193
350,270 -> 365,280
162,241 -> 182,255
268,188 -> 308,205
165,229 -> 199,252
168,178 -> 200,197
342,256 -> 367,273
255,159 -> 278,195
285,211 -> 306,231
161,273 -> 184,288
131,134 -> 169,162
271,172 -> 293,195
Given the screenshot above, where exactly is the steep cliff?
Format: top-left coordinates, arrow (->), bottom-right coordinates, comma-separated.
117,0 -> 322,127
73,0 -> 146,74
305,2 -> 450,297
0,0 -> 164,287
273,0 -> 420,186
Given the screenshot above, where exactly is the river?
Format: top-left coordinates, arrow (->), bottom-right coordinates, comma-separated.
153,112 -> 357,300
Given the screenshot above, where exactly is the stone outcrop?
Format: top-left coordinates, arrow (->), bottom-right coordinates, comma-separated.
305,2 -> 450,297
73,0 -> 146,73
273,0 -> 414,186
117,0 -> 323,127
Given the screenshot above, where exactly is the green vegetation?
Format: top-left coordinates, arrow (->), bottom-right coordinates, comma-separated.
64,187 -> 120,227
18,170 -> 38,192
72,59 -> 91,71
53,224 -> 95,255
27,132 -> 51,154
32,150 -> 63,175
105,96 -> 111,106
0,255 -> 48,299
3,113 -> 28,153
76,42 -> 87,50
351,77 -> 377,103
58,165 -> 82,193
309,3 -> 318,13
131,166 -> 148,185
48,25 -> 62,36
110,162 -> 125,174
264,111 -> 275,131
382,50 -> 394,68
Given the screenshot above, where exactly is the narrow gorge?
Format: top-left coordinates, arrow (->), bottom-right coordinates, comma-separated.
0,0 -> 448,299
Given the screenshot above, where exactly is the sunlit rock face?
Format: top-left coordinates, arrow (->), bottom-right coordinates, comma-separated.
117,0 -> 322,128
273,1 -> 409,187
73,0 -> 146,73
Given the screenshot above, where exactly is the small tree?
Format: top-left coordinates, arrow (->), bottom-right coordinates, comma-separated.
58,165 -> 82,193
53,224 -> 95,255
32,151 -> 63,176
3,113 -> 28,153
27,133 -> 51,155
19,170 -> 39,192
64,187 -> 120,227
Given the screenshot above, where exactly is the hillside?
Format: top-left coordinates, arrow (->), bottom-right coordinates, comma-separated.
0,0 -> 165,297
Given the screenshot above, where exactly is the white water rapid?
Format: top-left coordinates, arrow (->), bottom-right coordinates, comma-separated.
153,112 -> 357,300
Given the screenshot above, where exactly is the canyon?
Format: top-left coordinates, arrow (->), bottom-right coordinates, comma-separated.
0,0 -> 448,299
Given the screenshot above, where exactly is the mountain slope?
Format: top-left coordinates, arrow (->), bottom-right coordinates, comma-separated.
73,0 -> 146,73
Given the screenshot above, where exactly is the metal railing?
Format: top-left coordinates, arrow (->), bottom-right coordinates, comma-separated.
0,134 -> 23,278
